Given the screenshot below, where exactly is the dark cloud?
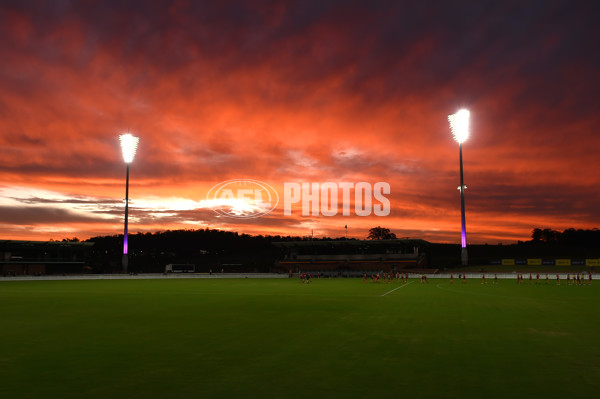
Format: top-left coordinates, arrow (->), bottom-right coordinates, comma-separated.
0,205 -> 99,225
11,195 -> 120,206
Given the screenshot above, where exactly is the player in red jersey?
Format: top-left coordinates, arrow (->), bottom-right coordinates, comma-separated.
450,273 -> 454,284
556,273 -> 560,285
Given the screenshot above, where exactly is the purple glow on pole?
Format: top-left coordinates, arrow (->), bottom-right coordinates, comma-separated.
123,235 -> 128,254
459,143 -> 468,252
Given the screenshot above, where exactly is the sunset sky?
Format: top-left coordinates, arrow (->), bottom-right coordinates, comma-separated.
1,0 -> 599,244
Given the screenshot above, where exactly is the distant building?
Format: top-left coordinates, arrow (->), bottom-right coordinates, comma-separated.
274,239 -> 430,275
0,240 -> 93,275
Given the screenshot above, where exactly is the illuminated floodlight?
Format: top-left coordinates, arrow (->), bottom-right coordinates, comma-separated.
448,109 -> 470,144
119,133 -> 140,273
448,109 -> 470,266
119,133 -> 139,163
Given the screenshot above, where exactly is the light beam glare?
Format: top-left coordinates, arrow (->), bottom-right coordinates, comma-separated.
448,109 -> 470,144
119,134 -> 140,163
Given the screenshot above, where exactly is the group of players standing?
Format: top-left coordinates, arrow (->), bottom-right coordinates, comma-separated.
515,272 -> 592,285
300,271 -> 593,285
362,272 -> 411,283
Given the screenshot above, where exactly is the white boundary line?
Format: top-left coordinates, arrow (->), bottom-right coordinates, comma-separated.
380,280 -> 415,297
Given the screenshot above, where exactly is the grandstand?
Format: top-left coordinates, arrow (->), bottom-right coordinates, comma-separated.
0,240 -> 93,275
274,239 -> 431,275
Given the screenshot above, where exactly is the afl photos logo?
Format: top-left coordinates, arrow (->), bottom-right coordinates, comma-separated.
207,179 -> 279,218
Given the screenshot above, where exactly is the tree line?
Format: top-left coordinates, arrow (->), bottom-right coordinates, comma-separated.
530,228 -> 600,246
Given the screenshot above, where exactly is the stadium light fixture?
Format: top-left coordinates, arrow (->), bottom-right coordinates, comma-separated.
119,133 -> 139,273
449,109 -> 470,144
448,109 -> 469,266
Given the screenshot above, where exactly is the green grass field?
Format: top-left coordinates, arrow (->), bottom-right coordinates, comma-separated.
1,277 -> 599,399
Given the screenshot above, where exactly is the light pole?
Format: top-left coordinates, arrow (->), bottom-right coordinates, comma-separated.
119,133 -> 139,273
448,109 -> 470,266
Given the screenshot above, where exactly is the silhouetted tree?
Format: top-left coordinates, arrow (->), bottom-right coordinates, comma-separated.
541,228 -> 560,242
530,227 -> 600,246
531,228 -> 543,241
367,227 -> 397,240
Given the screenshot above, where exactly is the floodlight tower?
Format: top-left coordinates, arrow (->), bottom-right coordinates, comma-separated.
119,133 -> 139,273
448,109 -> 470,266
